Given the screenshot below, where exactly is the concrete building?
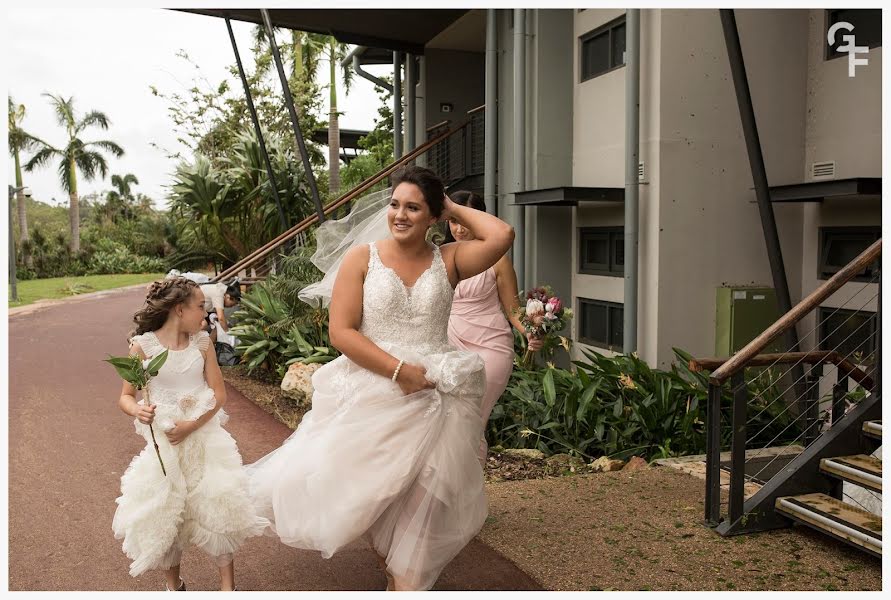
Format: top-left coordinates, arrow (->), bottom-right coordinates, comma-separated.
414,8 -> 881,369
196,7 -> 881,370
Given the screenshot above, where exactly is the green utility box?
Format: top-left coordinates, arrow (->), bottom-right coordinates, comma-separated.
715,286 -> 782,357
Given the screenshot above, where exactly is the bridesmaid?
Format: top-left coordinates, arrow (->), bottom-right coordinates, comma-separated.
445,191 -> 543,462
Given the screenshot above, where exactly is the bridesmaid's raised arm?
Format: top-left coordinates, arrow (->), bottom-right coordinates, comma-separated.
440,196 -> 514,286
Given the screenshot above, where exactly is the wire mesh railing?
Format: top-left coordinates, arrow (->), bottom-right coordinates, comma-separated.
699,239 -> 881,528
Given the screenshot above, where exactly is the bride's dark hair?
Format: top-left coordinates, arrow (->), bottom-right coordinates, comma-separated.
390,165 -> 445,217
130,277 -> 199,338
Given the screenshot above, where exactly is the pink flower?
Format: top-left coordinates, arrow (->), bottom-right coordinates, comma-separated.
546,298 -> 562,314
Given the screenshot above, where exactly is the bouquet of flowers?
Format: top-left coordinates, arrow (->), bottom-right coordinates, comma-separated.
104,350 -> 170,476
518,286 -> 573,368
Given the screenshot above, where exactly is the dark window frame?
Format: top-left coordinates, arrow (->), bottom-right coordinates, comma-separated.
578,297 -> 624,351
579,226 -> 624,276
817,306 -> 877,363
824,9 -> 882,61
817,226 -> 881,282
579,14 -> 627,82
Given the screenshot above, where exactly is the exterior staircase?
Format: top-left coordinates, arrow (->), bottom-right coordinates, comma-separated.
775,420 -> 882,558
696,239 -> 881,560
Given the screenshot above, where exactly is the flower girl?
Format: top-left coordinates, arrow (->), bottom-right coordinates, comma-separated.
112,277 -> 267,591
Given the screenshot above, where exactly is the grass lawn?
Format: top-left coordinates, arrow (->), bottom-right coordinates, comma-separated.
8,273 -> 165,308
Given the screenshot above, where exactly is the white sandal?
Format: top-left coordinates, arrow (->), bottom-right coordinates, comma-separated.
165,578 -> 186,591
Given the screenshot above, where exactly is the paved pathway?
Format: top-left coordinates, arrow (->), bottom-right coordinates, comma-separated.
8,286 -> 541,591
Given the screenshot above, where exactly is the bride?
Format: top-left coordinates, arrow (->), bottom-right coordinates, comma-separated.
246,165 -> 515,591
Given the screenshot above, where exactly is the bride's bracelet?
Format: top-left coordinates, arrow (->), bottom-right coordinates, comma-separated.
391,359 -> 405,382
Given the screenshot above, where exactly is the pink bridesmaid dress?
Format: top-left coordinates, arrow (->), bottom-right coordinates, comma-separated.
447,267 -> 515,461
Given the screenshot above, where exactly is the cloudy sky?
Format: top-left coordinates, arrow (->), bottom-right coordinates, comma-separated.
7,5 -> 388,208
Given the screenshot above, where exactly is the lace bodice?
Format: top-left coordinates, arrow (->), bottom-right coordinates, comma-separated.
360,242 -> 454,352
129,330 -> 212,410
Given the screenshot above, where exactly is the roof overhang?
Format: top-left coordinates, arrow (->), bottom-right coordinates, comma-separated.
175,9 -> 469,55
514,187 -> 624,207
769,177 -> 881,203
311,128 -> 371,149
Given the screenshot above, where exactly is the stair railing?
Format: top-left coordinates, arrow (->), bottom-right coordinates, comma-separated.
210,115 -> 478,284
692,239 -> 881,531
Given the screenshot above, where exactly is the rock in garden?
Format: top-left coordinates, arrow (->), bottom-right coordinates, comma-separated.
545,453 -> 586,470
280,362 -> 322,406
501,448 -> 546,460
622,456 -> 649,471
589,456 -> 626,472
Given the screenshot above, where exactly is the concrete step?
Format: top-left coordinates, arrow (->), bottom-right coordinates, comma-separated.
775,493 -> 881,558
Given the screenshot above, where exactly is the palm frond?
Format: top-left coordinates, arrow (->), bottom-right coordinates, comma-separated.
86,139 -> 125,158
77,110 -> 112,132
42,93 -> 75,130
8,98 -> 41,155
23,144 -> 61,172
56,157 -> 74,192
335,42 -> 354,93
76,150 -> 110,181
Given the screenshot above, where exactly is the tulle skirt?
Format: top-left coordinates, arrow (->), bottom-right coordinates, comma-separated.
112,387 -> 269,576
245,342 -> 489,590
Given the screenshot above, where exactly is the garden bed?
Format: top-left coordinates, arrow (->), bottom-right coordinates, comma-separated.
222,365 -> 310,430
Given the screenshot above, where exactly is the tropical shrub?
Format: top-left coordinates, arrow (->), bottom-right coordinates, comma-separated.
228,249 -> 336,376
488,348 -> 808,461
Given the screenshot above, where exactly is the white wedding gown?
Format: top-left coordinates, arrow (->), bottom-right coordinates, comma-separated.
112,331 -> 269,576
246,241 -> 489,590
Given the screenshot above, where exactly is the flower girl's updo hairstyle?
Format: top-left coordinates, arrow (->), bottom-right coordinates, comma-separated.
389,165 -> 446,218
130,277 -> 200,338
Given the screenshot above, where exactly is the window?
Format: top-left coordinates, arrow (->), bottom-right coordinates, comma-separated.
579,227 -> 624,276
826,9 -> 881,60
578,298 -> 624,350
818,226 -> 880,282
580,15 -> 626,82
818,307 -> 877,364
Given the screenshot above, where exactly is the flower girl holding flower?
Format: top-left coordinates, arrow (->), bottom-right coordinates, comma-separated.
111,277 -> 267,591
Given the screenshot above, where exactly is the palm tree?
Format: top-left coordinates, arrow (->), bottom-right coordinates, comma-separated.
24,94 -> 124,252
111,172 -> 139,199
8,96 -> 37,265
325,39 -> 353,198
103,173 -> 140,223
251,28 -> 352,197
251,27 -> 325,84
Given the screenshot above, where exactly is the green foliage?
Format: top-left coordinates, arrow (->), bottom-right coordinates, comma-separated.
85,240 -> 166,275
150,49 -> 325,170
228,247 -> 335,375
17,226 -> 88,278
489,347 -> 808,461
168,130 -> 318,266
104,349 -> 169,390
58,281 -> 95,296
14,189 -> 172,279
340,79 -> 394,194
